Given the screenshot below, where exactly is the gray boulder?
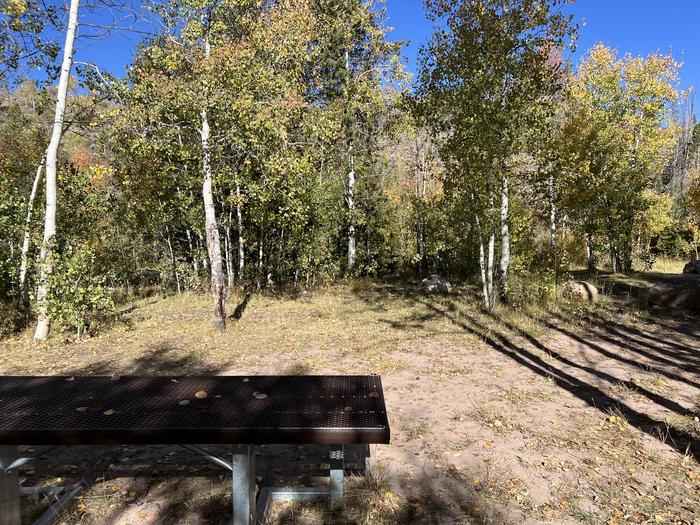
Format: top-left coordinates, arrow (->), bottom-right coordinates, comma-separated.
648,283 -> 700,312
562,281 -> 598,302
683,260 -> 700,274
421,274 -> 452,295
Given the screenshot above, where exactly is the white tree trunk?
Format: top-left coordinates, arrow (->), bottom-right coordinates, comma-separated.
548,173 -> 557,251
225,208 -> 233,287
236,182 -> 244,281
345,48 -> 356,271
347,144 -> 356,271
200,38 -> 226,330
474,212 -> 489,310
485,166 -> 496,312
19,155 -> 44,321
486,223 -> 495,311
499,173 -> 510,296
473,189 -> 494,312
34,0 -> 79,340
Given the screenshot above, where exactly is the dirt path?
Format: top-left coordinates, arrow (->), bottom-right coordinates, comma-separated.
1,280 -> 698,524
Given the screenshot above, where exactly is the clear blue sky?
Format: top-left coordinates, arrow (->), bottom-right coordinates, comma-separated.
70,0 -> 700,101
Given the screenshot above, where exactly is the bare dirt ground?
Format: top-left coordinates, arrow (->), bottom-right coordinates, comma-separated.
1,273 -> 699,524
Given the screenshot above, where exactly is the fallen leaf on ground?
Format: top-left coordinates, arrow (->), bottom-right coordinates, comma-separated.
195,390 -> 208,399
178,400 -> 190,406
75,407 -> 88,412
253,392 -> 268,400
103,409 -> 116,416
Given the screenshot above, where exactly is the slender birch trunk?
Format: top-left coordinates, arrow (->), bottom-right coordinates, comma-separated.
200,37 -> 226,330
236,182 -> 244,282
548,173 -> 557,251
19,156 -> 45,322
225,209 -> 233,287
486,219 -> 495,311
34,0 -> 79,340
498,173 -> 510,300
256,226 -> 263,289
345,49 -> 356,272
485,162 -> 496,312
346,141 -> 356,271
472,189 -> 493,312
474,210 -> 489,309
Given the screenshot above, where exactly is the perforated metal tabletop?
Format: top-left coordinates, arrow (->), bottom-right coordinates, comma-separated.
0,375 -> 390,445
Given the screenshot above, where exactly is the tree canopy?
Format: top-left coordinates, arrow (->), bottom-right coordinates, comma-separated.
0,0 -> 698,336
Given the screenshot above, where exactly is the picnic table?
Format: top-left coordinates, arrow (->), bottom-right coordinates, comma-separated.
0,375 -> 390,525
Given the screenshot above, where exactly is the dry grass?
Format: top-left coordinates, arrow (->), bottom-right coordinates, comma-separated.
0,283 -> 448,376
646,257 -> 688,274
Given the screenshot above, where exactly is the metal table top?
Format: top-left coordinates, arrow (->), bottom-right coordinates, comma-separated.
0,375 -> 390,445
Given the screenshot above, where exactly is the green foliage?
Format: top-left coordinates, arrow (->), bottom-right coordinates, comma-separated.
506,269 -> 558,309
46,245 -> 114,335
557,44 -> 682,271
655,222 -> 697,258
2,0 -> 699,341
416,0 -> 576,308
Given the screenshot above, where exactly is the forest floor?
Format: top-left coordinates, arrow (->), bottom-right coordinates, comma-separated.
0,271 -> 699,524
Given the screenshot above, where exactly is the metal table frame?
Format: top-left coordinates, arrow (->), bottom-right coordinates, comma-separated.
182,443 -> 349,524
0,442 -> 349,525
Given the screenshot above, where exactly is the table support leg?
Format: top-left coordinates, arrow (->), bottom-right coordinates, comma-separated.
232,445 -> 256,525
329,445 -> 344,505
0,446 -> 20,525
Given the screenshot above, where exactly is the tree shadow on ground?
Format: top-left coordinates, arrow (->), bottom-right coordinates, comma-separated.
229,292 -> 251,322
269,466 -> 509,524
61,342 -> 222,376
351,280 -> 700,463
541,309 -> 700,389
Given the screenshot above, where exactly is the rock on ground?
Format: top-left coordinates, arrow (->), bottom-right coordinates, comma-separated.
648,282 -> 700,312
562,281 -> 598,302
683,260 -> 700,274
421,274 -> 452,295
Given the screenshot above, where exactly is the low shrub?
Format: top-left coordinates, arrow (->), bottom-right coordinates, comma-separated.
505,270 -> 559,308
